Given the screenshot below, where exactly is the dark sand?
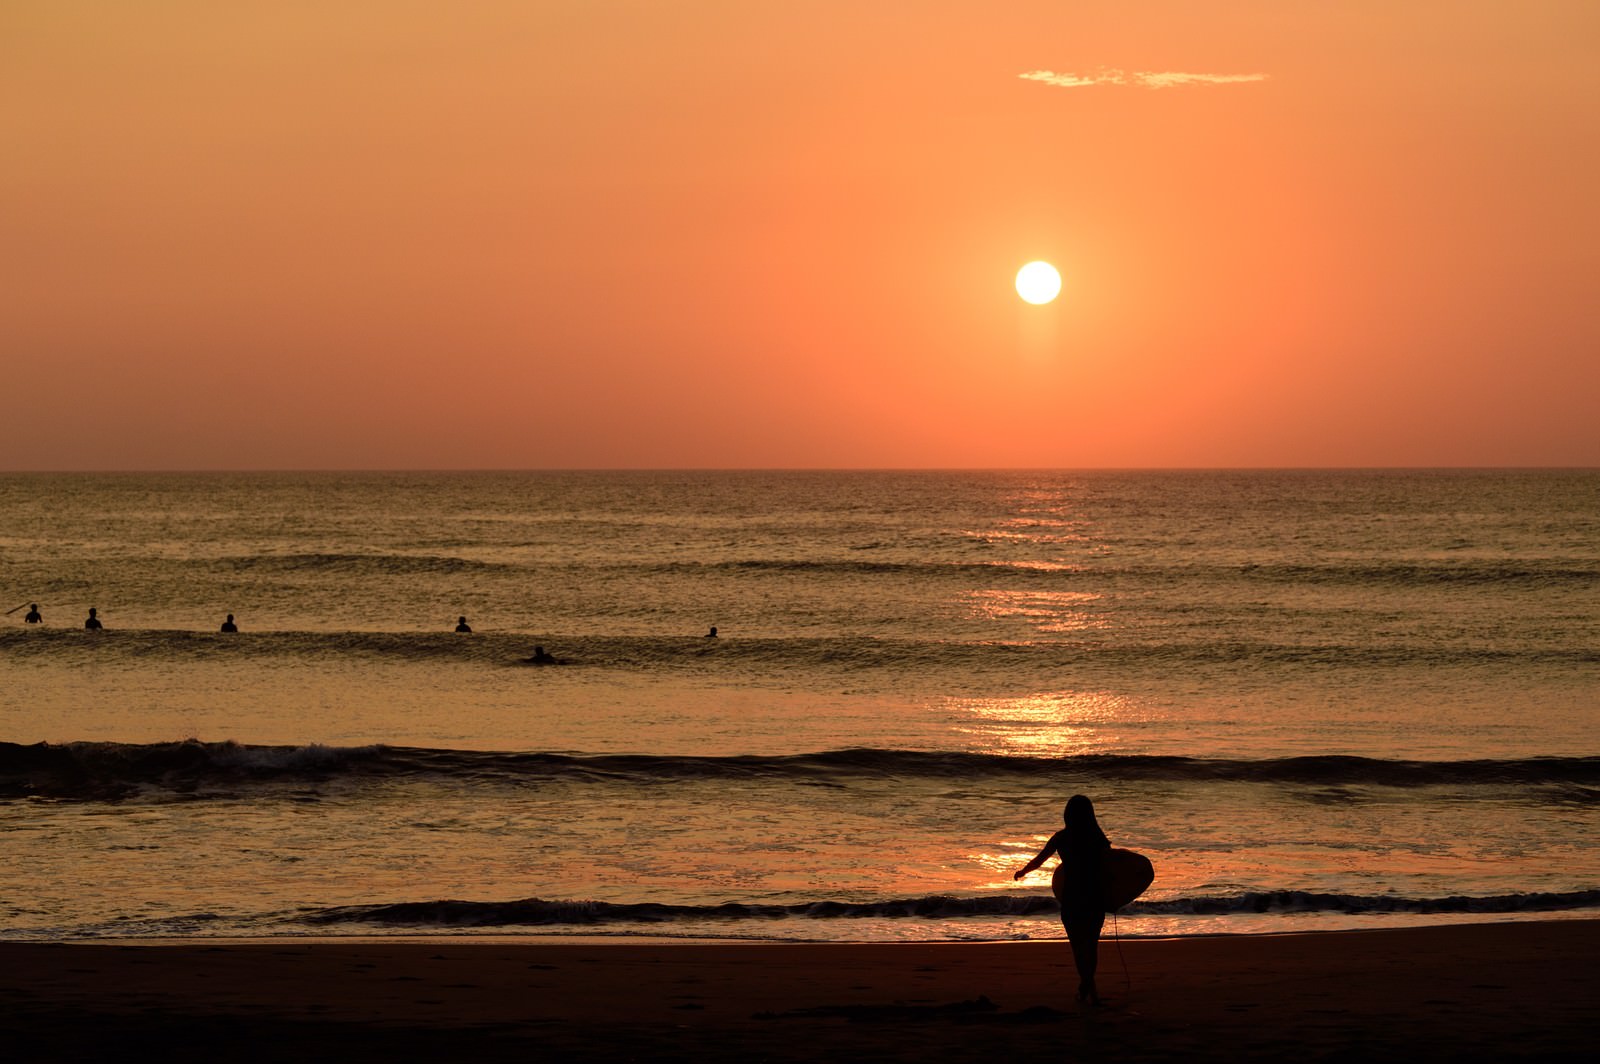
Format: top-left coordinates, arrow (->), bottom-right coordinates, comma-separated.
1,920 -> 1595,1062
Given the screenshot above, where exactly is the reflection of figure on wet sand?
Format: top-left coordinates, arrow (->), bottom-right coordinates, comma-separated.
454,616 -> 472,633
24,604 -> 42,624
220,614 -> 238,633
1014,794 -> 1111,1005
84,607 -> 103,631
524,645 -> 559,665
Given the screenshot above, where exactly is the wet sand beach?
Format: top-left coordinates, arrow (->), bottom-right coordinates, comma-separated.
2,920 -> 1594,1062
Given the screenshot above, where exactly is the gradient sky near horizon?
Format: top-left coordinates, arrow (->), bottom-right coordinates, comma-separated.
5,1 -> 1597,470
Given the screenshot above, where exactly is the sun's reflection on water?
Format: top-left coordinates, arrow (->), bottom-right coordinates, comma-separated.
981,559 -> 1082,571
947,689 -> 1136,757
970,843 -> 1053,892
962,526 -> 1091,547
963,588 -> 1107,633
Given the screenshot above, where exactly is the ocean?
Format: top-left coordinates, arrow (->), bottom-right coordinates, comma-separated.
1,470 -> 1596,942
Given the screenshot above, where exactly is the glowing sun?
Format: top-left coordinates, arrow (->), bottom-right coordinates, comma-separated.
1015,261 -> 1062,305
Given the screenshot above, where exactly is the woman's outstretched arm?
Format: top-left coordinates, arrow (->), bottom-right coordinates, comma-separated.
1013,837 -> 1058,880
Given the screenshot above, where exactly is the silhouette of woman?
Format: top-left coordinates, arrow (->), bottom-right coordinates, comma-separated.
1014,794 -> 1111,1004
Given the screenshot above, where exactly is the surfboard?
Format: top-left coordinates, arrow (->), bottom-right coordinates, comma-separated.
1099,848 -> 1155,911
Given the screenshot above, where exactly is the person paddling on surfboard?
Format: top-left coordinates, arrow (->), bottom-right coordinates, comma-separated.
1015,794 -> 1112,1005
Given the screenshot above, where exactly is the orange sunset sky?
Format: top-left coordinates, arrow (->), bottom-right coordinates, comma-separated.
5,1 -> 1597,470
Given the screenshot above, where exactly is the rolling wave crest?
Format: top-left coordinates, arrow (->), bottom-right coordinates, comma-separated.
5,740 -> 1597,801
301,888 -> 1600,928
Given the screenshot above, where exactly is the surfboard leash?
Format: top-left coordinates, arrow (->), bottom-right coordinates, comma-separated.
1111,910 -> 1133,998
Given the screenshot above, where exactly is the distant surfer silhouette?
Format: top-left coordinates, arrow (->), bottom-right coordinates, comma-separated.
84,607 -> 103,631
455,616 -> 472,633
1015,794 -> 1111,1005
24,604 -> 42,624
220,614 -> 238,633
705,625 -> 717,638
524,645 -> 558,665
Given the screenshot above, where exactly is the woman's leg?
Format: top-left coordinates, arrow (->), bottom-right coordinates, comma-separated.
1065,911 -> 1106,1003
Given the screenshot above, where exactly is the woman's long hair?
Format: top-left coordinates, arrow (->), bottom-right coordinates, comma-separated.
1063,794 -> 1110,852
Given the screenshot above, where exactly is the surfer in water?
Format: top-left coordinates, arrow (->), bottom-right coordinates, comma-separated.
524,645 -> 558,665
84,607 -> 103,631
24,604 -> 42,624
1015,794 -> 1111,1005
454,616 -> 472,633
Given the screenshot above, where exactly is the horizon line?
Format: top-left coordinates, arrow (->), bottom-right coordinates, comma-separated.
2,465 -> 1595,475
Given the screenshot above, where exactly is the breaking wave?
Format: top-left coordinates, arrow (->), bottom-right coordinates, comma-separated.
5,740 -> 1597,801
300,887 -> 1600,929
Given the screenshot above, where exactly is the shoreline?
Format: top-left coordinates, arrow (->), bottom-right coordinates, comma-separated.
18,904 -> 1600,947
3,919 -> 1594,1062
24,907 -> 1600,945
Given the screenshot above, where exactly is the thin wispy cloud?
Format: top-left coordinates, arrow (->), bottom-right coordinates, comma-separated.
1020,69 -> 1268,89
